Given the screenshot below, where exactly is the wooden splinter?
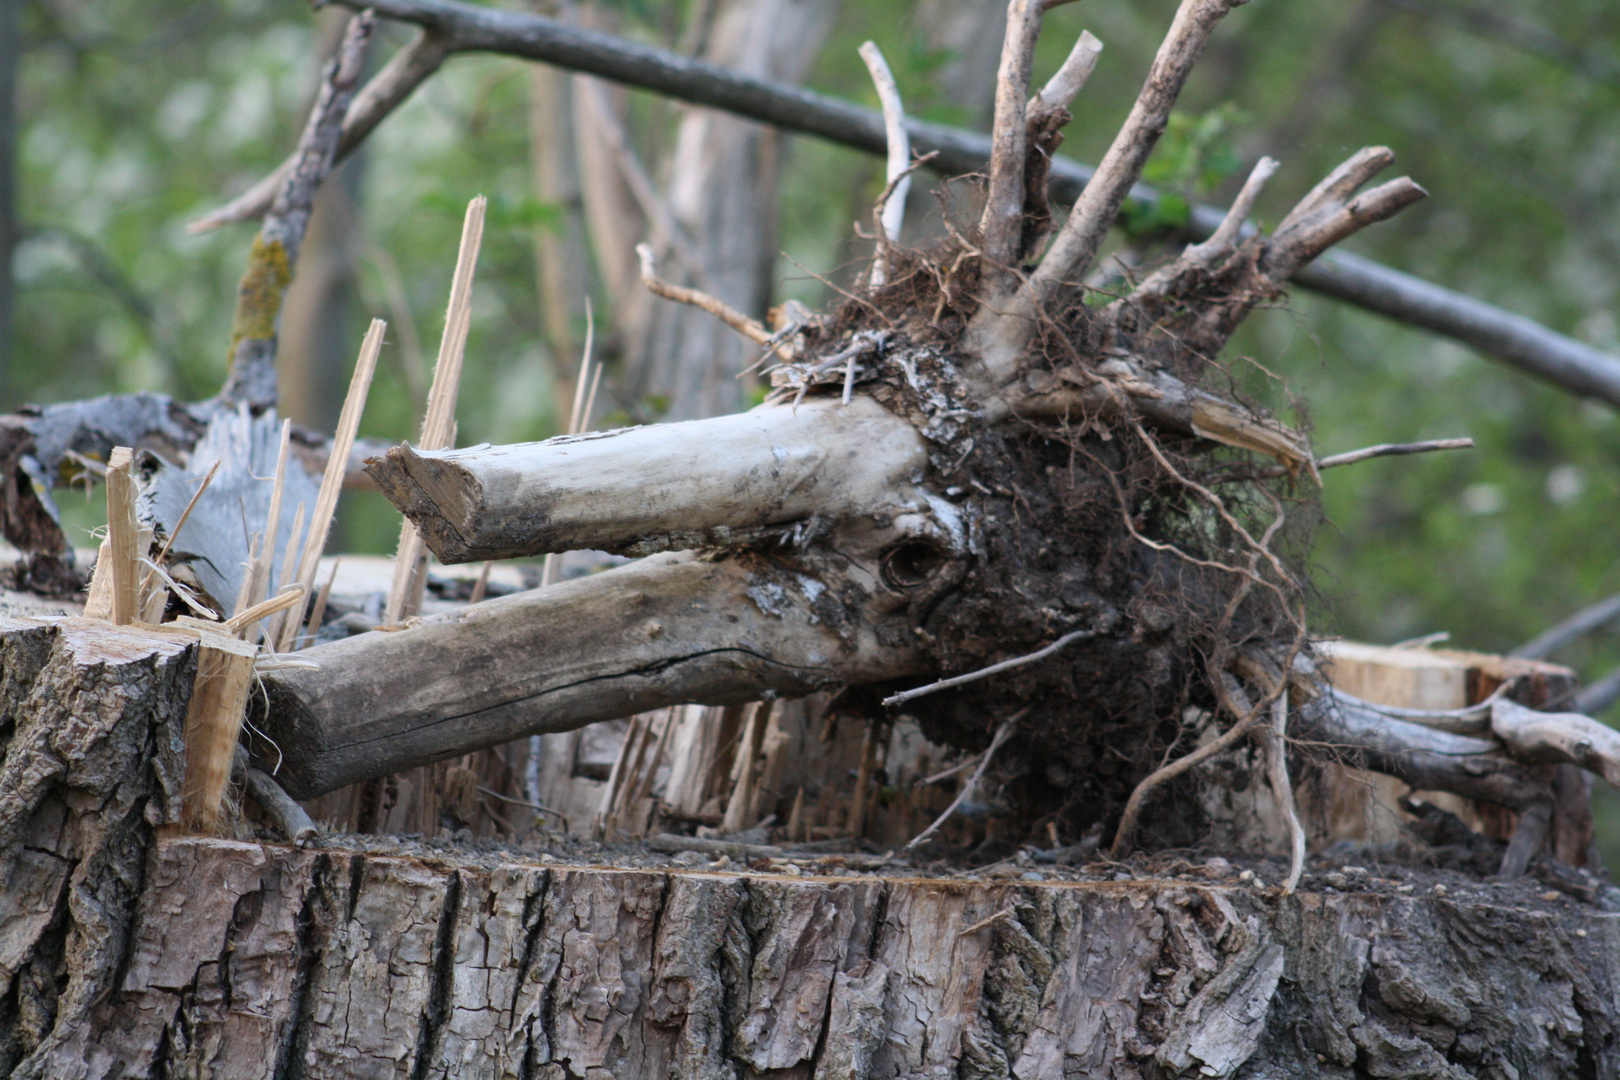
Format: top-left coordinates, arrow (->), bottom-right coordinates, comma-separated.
171,615 -> 260,833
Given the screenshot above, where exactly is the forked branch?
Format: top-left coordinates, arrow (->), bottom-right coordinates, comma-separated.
183,0 -> 1620,406
1026,0 -> 1244,300
189,26 -> 451,233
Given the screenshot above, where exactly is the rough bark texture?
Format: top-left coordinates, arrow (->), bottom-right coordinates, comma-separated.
0,617 -> 196,1079
3,615 -> 1619,1079
14,833 -> 1620,1080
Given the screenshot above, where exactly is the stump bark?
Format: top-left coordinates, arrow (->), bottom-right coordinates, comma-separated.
1,615 -> 1618,1079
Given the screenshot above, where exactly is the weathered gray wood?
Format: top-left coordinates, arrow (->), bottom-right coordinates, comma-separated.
365,396 -> 928,563
22,833 -> 1619,1079
2,614 -> 1617,1079
253,552 -> 929,798
138,406 -> 321,615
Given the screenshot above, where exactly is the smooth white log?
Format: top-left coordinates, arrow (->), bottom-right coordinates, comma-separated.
367,396 -> 929,562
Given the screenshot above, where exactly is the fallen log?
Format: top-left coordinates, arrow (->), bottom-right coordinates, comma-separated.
254,552 -> 928,799
366,395 -> 929,562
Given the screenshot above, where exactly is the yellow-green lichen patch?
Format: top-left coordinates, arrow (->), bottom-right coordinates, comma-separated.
227,235 -> 293,352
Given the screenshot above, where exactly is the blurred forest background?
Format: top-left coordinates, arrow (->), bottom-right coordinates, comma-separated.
6,1 -> 1620,841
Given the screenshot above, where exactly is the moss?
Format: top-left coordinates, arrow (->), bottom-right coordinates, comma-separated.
226,235 -> 292,353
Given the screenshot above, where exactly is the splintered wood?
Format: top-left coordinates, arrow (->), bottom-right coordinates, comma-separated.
385,194 -> 486,625
171,616 -> 259,833
1316,640 -> 1592,864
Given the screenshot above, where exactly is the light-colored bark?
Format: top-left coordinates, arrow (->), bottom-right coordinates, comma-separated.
365,395 -> 928,561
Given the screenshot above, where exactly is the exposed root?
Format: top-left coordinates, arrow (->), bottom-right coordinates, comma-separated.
882,626 -> 1102,708
637,244 -> 771,346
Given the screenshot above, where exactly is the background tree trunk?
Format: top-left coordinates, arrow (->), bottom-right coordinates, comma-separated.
0,0 -> 18,408
609,0 -> 838,421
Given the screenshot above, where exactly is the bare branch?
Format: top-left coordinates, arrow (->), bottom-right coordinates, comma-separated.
977,0 -> 1044,269
1266,176 -> 1429,279
1492,698 -> 1620,791
858,40 -> 910,287
218,11 -> 375,410
1576,667 -> 1620,716
637,244 -> 771,346
1030,29 -> 1103,120
1182,155 -> 1277,265
1512,592 -> 1620,660
270,0 -> 1620,406
1236,437 -> 1474,481
906,708 -> 1025,849
1274,146 -> 1395,235
882,627 -> 1100,708
235,747 -> 318,846
1260,686 -> 1305,893
1027,0 -> 1243,300
189,27 -> 451,233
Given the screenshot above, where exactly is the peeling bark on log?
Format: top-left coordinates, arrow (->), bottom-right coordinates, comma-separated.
365,396 -> 928,562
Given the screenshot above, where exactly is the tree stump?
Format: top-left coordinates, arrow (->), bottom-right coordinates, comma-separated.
1,615 -> 1617,1079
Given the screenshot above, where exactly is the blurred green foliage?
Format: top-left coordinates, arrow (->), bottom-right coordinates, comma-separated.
14,0 -> 1620,851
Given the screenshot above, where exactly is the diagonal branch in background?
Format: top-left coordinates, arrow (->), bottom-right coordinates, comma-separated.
180,0 -> 1620,407
1511,591 -> 1620,661
219,10 -> 375,411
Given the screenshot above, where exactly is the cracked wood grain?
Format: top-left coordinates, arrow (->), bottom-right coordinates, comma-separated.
8,834 -> 1620,1078
252,551 -> 927,799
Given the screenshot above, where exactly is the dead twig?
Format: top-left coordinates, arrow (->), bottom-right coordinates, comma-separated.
1257,666 -> 1305,893
1227,437 -> 1474,483
1029,29 -> 1102,119
857,40 -> 910,288
957,907 -> 1016,937
907,708 -> 1026,849
235,746 -> 318,846
883,628 -> 1100,708
1110,672 -> 1274,858
637,244 -> 770,346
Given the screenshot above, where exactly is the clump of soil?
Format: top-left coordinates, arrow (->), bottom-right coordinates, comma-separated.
759,224 -> 1318,846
